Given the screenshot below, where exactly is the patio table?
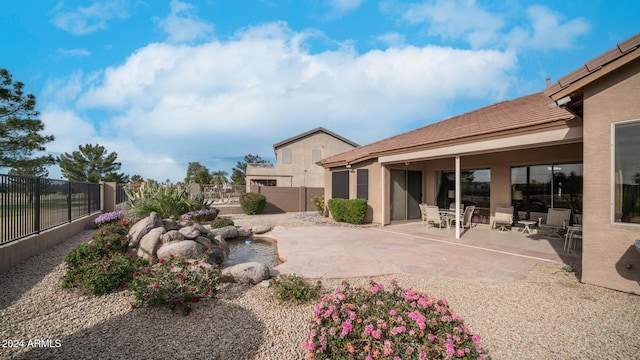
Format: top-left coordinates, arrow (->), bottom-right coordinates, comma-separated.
518,220 -> 537,235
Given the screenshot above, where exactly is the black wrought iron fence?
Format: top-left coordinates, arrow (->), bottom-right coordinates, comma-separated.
0,174 -> 102,244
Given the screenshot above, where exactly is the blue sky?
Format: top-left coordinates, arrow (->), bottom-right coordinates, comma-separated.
1,0 -> 638,183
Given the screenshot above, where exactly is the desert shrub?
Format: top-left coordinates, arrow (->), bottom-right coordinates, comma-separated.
128,255 -> 219,315
270,274 -> 322,303
312,195 -> 326,215
344,198 -> 367,224
62,220 -> 142,295
328,198 -> 367,224
303,279 -> 487,360
124,182 -> 213,219
210,217 -> 235,229
94,210 -> 125,227
327,198 -> 347,222
240,192 -> 266,215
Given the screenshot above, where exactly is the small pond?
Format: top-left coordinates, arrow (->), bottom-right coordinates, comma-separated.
223,237 -> 280,268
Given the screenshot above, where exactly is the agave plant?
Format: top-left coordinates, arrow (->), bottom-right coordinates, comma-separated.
124,182 -> 213,220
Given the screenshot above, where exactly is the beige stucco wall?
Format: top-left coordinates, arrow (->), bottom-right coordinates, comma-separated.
247,131 -> 356,192
581,59 -> 640,294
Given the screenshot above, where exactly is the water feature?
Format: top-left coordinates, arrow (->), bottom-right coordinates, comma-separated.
223,237 -> 280,268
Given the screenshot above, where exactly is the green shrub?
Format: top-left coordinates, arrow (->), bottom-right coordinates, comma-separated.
270,274 -> 322,303
210,217 -> 235,229
327,198 -> 347,222
124,182 -> 213,220
128,255 -> 219,315
240,192 -> 267,215
327,198 -> 367,224
303,279 -> 487,359
61,220 -> 142,295
312,195 -> 325,215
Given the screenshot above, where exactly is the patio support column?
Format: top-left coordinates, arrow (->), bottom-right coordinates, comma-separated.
381,164 -> 386,226
455,155 -> 461,239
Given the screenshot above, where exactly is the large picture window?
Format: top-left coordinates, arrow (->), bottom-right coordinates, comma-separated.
613,120 -> 640,224
436,169 -> 490,224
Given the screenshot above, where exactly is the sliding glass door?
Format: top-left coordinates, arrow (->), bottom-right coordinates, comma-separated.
390,170 -> 422,221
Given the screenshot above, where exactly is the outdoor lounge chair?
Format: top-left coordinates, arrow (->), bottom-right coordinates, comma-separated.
449,205 -> 475,230
423,205 -> 445,229
539,208 -> 571,238
492,205 -> 514,231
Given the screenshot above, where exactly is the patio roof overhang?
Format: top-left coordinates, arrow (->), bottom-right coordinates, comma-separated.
378,125 -> 583,165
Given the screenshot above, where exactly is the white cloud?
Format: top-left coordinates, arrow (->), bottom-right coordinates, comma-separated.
56,48 -> 92,57
157,0 -> 214,43
323,0 -> 366,19
48,21 -> 517,182
51,0 -> 131,35
403,0 -> 504,49
511,6 -> 591,51
376,32 -> 406,48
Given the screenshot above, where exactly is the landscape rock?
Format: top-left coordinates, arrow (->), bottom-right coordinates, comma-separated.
162,219 -> 180,231
206,249 -> 227,266
220,262 -> 270,284
238,226 -> 252,238
157,240 -> 204,259
193,223 -> 209,235
251,225 -> 272,234
128,212 -> 163,247
210,225 -> 238,239
195,236 -> 213,250
212,235 -> 230,257
160,230 -> 185,243
179,226 -> 201,240
137,227 -> 166,260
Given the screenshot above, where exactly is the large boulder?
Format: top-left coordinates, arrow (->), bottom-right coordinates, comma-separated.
237,226 -> 252,238
251,225 -> 272,234
179,226 -> 201,240
194,236 -> 213,250
206,249 -> 227,266
157,240 -> 204,259
160,230 -> 185,243
211,235 -> 230,257
210,225 -> 238,239
137,227 -> 166,260
162,219 -> 180,231
220,262 -> 270,284
128,212 -> 163,247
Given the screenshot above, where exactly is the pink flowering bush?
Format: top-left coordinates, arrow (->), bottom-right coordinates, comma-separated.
303,279 -> 487,359
127,254 -> 219,315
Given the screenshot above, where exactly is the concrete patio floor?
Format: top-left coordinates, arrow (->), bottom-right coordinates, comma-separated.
271,222 -> 581,282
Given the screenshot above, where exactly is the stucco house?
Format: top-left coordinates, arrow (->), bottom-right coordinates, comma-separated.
320,32 -> 639,294
245,127 -> 358,192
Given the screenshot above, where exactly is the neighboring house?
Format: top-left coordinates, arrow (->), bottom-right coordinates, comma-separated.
245,127 -> 358,192
320,32 -> 640,294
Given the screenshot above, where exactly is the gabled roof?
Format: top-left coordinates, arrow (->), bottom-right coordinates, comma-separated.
320,92 -> 573,167
273,127 -> 359,149
545,32 -> 640,100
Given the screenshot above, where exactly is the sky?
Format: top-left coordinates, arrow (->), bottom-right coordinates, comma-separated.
1,0 -> 638,183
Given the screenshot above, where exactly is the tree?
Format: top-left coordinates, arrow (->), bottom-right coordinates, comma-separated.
231,154 -> 271,185
0,68 -> 55,175
184,162 -> 212,184
130,174 -> 144,183
211,170 -> 228,186
58,144 -> 127,183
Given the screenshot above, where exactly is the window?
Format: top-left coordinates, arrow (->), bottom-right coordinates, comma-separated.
312,149 -> 322,164
357,169 -> 368,200
282,148 -> 292,164
332,171 -> 349,199
613,120 -> 640,224
436,169 -> 490,224
511,163 -> 583,221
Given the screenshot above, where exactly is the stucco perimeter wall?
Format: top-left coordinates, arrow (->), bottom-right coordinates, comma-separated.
0,214 -> 99,274
581,59 -> 640,294
251,185 -> 324,214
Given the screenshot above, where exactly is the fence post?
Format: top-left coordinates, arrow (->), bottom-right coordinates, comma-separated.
34,177 -> 40,234
67,181 -> 72,223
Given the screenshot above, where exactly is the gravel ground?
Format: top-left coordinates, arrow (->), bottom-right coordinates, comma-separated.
1,212 -> 639,359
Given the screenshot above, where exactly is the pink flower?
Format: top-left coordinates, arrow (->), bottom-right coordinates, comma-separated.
389,309 -> 398,316
371,329 -> 382,339
364,324 -> 374,336
340,320 -> 353,339
457,349 -> 465,356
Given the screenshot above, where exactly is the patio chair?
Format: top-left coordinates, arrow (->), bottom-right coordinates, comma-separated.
425,205 -> 445,229
564,225 -> 582,253
449,205 -> 475,230
539,208 -> 571,238
492,205 -> 514,231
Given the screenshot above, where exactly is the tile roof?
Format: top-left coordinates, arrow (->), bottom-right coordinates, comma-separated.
273,127 -> 359,149
545,32 -> 640,98
320,92 -> 573,166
